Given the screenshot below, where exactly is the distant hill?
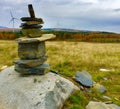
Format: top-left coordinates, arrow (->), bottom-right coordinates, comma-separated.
0,27 -> 115,34
0,26 -> 7,28
0,28 -> 20,32
42,28 -> 114,34
43,28 -> 90,32
0,27 -> 119,42
42,28 -> 120,43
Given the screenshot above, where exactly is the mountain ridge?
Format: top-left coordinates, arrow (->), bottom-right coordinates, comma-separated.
0,26 -> 7,28
0,26 -> 116,34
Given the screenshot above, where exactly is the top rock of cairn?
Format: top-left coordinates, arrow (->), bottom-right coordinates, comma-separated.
20,4 -> 44,37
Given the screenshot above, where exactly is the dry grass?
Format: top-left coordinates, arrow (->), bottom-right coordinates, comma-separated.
0,40 -> 17,69
0,40 -> 120,108
46,41 -> 120,74
46,41 -> 120,107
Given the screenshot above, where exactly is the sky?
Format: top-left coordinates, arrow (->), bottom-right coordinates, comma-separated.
0,0 -> 120,33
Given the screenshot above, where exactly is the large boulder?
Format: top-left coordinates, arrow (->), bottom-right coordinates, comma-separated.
0,66 -> 78,109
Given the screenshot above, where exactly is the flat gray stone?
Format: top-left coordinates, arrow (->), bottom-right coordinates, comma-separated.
15,63 -> 49,75
21,17 -> 44,23
86,101 -> 120,109
102,96 -> 112,101
26,21 -> 42,25
93,83 -> 107,93
20,24 -> 42,29
107,104 -> 120,109
75,71 -> 93,87
0,66 -> 78,109
18,42 -> 46,59
16,34 -> 56,43
86,101 -> 109,109
14,56 -> 47,67
21,28 -> 42,37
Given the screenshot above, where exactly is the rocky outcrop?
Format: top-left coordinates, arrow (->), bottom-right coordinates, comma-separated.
0,66 -> 78,109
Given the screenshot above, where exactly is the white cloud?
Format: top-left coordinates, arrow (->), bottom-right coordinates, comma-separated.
2,6 -> 12,11
3,0 -> 33,4
77,0 -> 98,4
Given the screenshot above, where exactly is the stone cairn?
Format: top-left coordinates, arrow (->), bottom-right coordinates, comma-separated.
14,4 -> 56,75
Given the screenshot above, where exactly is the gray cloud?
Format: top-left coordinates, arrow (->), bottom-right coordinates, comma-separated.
113,8 -> 120,12
0,0 -> 120,33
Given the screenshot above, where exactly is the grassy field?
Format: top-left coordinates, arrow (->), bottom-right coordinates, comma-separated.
0,40 -> 120,108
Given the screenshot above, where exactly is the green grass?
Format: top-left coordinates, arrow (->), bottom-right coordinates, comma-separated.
0,40 -> 17,69
0,40 -> 120,108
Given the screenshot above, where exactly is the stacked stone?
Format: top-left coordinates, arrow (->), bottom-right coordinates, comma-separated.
14,4 -> 56,75
20,4 -> 44,38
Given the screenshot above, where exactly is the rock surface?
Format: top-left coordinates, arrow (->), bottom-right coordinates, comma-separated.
93,83 -> 106,93
21,28 -> 42,37
86,101 -> 120,109
14,56 -> 47,67
0,66 -> 78,109
0,65 -> 8,70
18,42 -> 46,59
15,63 -> 50,75
16,34 -> 56,43
15,34 -> 56,74
102,96 -> 112,101
107,104 -> 120,109
21,17 -> 44,23
75,71 -> 93,87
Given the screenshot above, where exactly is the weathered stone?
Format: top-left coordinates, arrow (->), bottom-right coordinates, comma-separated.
86,101 -> 109,109
86,101 -> 120,109
16,34 -> 56,43
21,28 -> 42,37
0,66 -> 78,109
75,71 -> 93,87
103,77 -> 108,81
28,4 -> 35,18
102,96 -> 112,101
93,83 -> 107,93
26,21 -> 42,25
21,17 -> 44,23
18,42 -> 46,59
20,24 -> 42,29
14,56 -> 47,67
107,104 -> 120,109
15,63 -> 49,75
0,65 -> 8,70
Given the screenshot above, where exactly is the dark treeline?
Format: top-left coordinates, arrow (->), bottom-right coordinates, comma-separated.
0,30 -> 120,43
42,30 -> 120,43
0,31 -> 22,40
